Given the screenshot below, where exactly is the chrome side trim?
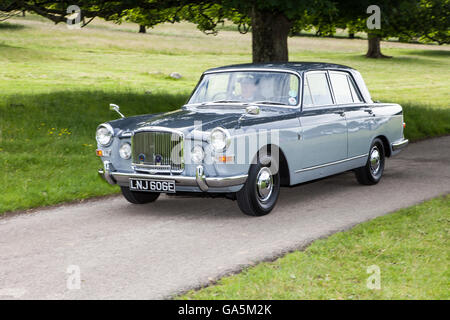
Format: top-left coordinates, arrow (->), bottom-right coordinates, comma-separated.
295,154 -> 368,173
392,139 -> 409,151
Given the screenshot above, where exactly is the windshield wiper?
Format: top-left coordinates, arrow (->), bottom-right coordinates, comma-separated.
208,100 -> 243,104
253,101 -> 288,106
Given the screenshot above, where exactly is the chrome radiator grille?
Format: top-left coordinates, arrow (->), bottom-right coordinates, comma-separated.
131,130 -> 183,172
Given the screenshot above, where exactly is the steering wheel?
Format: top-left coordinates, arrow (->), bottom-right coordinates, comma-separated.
212,92 -> 227,101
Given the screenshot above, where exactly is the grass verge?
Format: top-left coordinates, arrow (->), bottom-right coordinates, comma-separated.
179,195 -> 450,300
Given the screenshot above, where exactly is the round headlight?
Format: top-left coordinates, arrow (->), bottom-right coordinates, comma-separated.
191,145 -> 204,163
119,143 -> 131,159
96,124 -> 114,146
210,127 -> 230,152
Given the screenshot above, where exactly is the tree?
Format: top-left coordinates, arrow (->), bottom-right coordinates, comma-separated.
332,0 -> 449,58
1,0 -> 448,61
0,0 -> 336,63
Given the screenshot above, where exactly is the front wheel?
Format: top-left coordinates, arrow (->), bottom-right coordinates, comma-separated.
355,138 -> 385,185
236,158 -> 280,216
120,186 -> 160,204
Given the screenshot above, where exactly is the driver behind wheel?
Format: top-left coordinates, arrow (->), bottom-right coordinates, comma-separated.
236,75 -> 264,102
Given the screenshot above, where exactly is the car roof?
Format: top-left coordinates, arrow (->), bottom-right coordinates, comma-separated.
204,62 -> 354,74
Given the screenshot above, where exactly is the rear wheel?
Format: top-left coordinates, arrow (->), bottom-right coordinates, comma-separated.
120,186 -> 160,204
355,138 -> 385,185
236,157 -> 280,216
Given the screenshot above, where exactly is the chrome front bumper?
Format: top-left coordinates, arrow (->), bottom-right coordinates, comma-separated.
98,163 -> 247,192
391,138 -> 409,151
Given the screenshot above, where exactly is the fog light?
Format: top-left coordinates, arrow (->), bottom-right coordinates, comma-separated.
119,143 -> 131,159
191,145 -> 204,163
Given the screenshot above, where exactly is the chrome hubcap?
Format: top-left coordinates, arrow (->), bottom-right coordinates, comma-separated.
256,167 -> 273,202
369,146 -> 381,175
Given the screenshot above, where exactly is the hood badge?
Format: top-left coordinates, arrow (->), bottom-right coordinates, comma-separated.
154,154 -> 162,165
138,154 -> 146,162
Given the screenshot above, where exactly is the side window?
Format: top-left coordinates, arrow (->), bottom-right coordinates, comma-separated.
329,72 -> 353,104
304,72 -> 333,107
347,76 -> 363,103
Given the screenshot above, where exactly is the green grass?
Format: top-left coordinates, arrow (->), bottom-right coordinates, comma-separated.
179,196 -> 450,300
0,91 -> 186,213
0,16 -> 449,214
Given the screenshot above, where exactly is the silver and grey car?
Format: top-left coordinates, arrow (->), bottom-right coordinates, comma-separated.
96,62 -> 408,216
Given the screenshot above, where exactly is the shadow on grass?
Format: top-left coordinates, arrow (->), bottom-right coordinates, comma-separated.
1,90 -> 189,133
404,49 -> 450,58
0,22 -> 26,30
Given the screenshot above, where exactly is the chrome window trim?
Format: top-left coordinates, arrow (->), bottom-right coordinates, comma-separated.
295,154 -> 368,173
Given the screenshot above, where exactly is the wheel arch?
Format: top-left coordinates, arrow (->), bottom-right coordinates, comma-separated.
373,135 -> 391,157
250,144 -> 290,187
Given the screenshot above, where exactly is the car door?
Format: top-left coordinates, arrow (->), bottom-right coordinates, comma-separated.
297,71 -> 348,172
328,71 -> 374,158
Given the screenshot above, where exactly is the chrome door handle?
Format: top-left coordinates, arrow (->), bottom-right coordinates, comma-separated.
364,109 -> 373,114
337,111 -> 345,117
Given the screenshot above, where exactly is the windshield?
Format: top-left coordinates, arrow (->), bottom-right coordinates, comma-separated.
188,71 -> 300,106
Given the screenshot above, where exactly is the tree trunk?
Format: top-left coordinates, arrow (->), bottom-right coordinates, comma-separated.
366,33 -> 391,58
251,8 -> 292,63
139,25 -> 146,33
349,32 -> 355,39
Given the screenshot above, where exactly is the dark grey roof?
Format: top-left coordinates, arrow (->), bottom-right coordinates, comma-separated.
205,62 -> 354,74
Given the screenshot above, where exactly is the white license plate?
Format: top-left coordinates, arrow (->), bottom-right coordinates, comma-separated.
129,179 -> 176,193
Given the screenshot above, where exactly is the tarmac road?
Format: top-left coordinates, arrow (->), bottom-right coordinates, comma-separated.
0,136 -> 449,299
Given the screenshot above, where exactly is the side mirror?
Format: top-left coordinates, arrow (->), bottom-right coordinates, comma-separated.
109,103 -> 125,118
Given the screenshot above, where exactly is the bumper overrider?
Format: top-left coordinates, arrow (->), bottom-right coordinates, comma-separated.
98,161 -> 248,192
391,138 -> 409,151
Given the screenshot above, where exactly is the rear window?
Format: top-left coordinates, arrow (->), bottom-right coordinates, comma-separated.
329,71 -> 364,104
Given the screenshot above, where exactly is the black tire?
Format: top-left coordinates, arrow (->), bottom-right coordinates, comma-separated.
236,157 -> 280,216
120,186 -> 160,204
355,138 -> 385,185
